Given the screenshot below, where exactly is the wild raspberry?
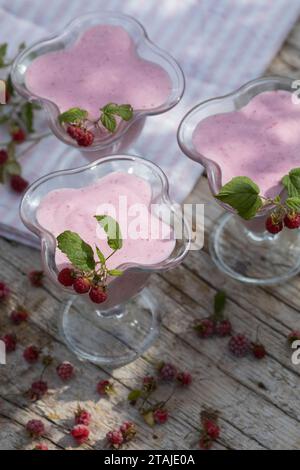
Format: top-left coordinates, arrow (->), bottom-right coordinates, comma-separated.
23,345 -> 40,364
73,277 -> 91,294
199,434 -> 213,450
158,362 -> 177,381
75,407 -> 91,426
89,286 -> 107,304
153,408 -> 168,424
265,216 -> 283,234
57,267 -> 76,286
28,270 -> 44,287
194,318 -> 215,338
252,342 -> 266,360
10,307 -> 29,325
10,174 -> 28,193
288,330 -> 300,346
106,430 -> 124,449
2,333 -> 17,352
177,371 -> 192,386
67,125 -> 94,147
0,281 -> 10,300
34,443 -> 48,450
284,213 -> 300,229
11,127 -> 26,143
120,421 -> 136,442
26,419 -> 45,438
215,319 -> 232,337
143,375 -> 157,392
0,149 -> 8,165
29,380 -> 48,400
228,334 -> 250,357
71,425 -> 90,445
56,361 -> 74,381
204,420 -> 220,440
97,379 -> 114,395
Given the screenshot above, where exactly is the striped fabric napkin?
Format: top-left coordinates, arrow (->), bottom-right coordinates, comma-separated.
0,0 -> 300,247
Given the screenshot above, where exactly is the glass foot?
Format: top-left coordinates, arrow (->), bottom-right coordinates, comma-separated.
59,288 -> 159,367
209,213 -> 300,285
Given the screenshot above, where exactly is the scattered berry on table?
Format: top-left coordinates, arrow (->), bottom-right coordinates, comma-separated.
120,421 -> 136,442
106,430 -> 124,449
153,408 -> 169,424
2,333 -> 17,352
265,216 -> 283,234
28,270 -> 44,287
73,277 -> 91,294
97,379 -> 114,396
89,286 -> 107,304
228,334 -> 250,358
142,375 -> 157,392
10,307 -> 29,325
28,380 -> 48,400
26,419 -> 45,438
176,371 -> 192,386
215,319 -> 232,337
70,424 -> 90,445
34,443 -> 48,450
194,318 -> 215,338
56,361 -> 74,381
203,419 -> 220,440
23,345 -> 40,364
10,174 -> 28,193
57,268 -> 76,287
158,362 -> 177,381
199,434 -> 213,450
251,342 -> 266,360
0,281 -> 10,300
75,407 -> 91,427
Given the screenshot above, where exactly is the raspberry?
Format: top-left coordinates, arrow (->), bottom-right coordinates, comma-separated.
26,419 -> 45,437
143,375 -> 157,392
2,333 -> 17,352
204,420 -> 220,440
158,362 -> 177,381
10,174 -> 28,193
89,286 -> 107,304
10,307 -> 29,325
288,330 -> 300,346
57,267 -> 76,286
73,277 -> 91,294
28,270 -> 44,287
23,345 -> 40,364
252,342 -> 266,359
215,319 -> 232,337
0,281 -> 10,300
106,430 -> 124,448
34,443 -> 48,450
284,213 -> 300,229
56,361 -> 74,381
153,408 -> 168,424
194,318 -> 215,338
11,127 -> 26,143
75,407 -> 91,426
120,421 -> 136,442
29,380 -> 48,400
0,149 -> 8,165
67,125 -> 94,147
176,371 -> 192,386
97,379 -> 114,396
228,334 -> 250,357
265,216 -> 283,234
70,425 -> 90,445
199,434 -> 213,450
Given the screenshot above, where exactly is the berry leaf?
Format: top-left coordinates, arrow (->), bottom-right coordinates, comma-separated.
127,389 -> 142,402
0,43 -> 8,68
95,215 -> 123,250
282,168 -> 300,197
58,108 -> 88,125
95,246 -> 106,266
215,176 -> 263,219
108,269 -> 123,277
20,102 -> 34,133
100,112 -> 117,133
115,104 -> 133,121
214,290 -> 226,315
57,231 -> 95,272
285,196 -> 300,211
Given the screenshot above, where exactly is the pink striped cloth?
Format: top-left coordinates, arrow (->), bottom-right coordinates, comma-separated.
0,0 -> 299,247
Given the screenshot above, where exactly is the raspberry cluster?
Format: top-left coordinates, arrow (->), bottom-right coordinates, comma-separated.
71,406 -> 92,445
106,421 -> 136,449
265,212 -> 300,234
57,267 -> 108,304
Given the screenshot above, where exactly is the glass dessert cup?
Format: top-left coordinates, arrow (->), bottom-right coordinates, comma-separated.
11,11 -> 185,161
178,76 -> 300,285
20,155 -> 191,367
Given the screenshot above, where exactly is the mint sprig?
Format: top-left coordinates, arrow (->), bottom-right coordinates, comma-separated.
95,214 -> 123,250
57,231 -> 96,272
58,108 -> 88,125
282,168 -> 300,197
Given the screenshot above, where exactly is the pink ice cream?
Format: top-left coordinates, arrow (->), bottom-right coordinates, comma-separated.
193,90 -> 300,198
25,24 -> 171,119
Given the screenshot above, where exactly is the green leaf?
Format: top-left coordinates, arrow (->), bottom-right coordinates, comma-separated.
95,215 -> 123,250
0,43 -> 7,68
285,197 -> 300,211
20,102 -> 34,133
108,269 -> 123,277
282,168 -> 300,197
127,389 -> 142,402
95,246 -> 106,265
215,176 -> 263,220
214,290 -> 226,315
57,231 -> 95,272
58,107 -> 88,124
100,112 -> 117,133
114,104 -> 133,121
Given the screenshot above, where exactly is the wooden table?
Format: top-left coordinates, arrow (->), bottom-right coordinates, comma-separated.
1,22 -> 300,451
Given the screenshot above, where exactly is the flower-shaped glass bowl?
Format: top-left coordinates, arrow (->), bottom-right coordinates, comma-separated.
178,76 -> 300,285
20,154 -> 191,366
11,11 -> 185,159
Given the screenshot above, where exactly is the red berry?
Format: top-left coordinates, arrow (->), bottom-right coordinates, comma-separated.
73,277 -> 91,294
106,430 -> 124,448
0,149 -> 8,165
288,330 -> 300,346
28,270 -> 44,287
153,408 -> 168,424
0,281 -> 10,300
199,434 -> 213,450
56,361 -> 74,381
158,362 -> 177,381
284,213 -> 300,229
2,333 -> 17,352
34,443 -> 48,450
265,216 -> 283,234
252,343 -> 266,359
10,174 -> 29,193
75,408 -> 91,427
70,425 -> 90,445
194,318 -> 215,338
10,307 -> 29,325
57,267 -> 75,286
177,371 -> 192,386
23,345 -> 40,364
26,419 -> 45,437
228,334 -> 250,358
204,420 -> 220,440
142,375 -> 157,392
215,319 -> 232,337
29,380 -> 48,400
89,286 -> 107,304
119,421 -> 136,442
97,379 -> 114,396
11,127 -> 26,143
67,125 -> 94,147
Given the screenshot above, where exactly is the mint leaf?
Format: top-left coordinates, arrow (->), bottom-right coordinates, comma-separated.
58,108 -> 88,124
95,215 -> 123,250
285,196 -> 300,211
108,269 -> 123,277
96,246 -> 106,265
214,290 -> 226,315
215,176 -> 263,219
57,231 -> 95,272
0,43 -> 7,68
20,102 -> 34,133
100,103 -> 133,132
100,112 -> 117,133
282,168 -> 300,197
115,104 -> 133,121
